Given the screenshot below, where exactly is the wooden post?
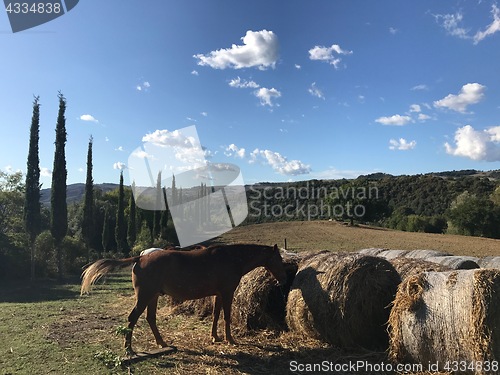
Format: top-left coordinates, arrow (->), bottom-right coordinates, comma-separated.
284,238 -> 287,250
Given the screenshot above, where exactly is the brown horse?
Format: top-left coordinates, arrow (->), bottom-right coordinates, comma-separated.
81,243 -> 286,354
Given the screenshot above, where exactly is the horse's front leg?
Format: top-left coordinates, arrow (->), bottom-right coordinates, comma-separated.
211,295 -> 222,343
221,292 -> 236,345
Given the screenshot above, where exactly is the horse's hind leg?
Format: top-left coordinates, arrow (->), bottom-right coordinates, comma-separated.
146,294 -> 167,347
125,292 -> 152,355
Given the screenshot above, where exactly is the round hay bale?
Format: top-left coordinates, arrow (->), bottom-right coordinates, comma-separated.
378,250 -> 409,260
403,249 -> 451,259
390,258 -> 452,281
358,248 -> 387,256
232,256 -> 299,332
478,256 -> 500,269
388,269 -> 500,373
425,256 -> 480,270
286,253 -> 401,351
167,296 -> 214,318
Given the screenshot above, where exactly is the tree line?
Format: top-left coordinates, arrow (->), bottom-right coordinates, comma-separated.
0,95 -> 180,281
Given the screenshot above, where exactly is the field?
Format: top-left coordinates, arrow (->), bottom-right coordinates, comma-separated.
1,221 -> 499,374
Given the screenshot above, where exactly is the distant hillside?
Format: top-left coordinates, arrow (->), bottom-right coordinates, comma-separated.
40,183 -> 118,206
39,169 -> 500,207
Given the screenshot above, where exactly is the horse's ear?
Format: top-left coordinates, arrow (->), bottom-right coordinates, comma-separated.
273,244 -> 278,251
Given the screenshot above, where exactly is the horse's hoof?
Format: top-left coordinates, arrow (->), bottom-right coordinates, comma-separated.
211,336 -> 222,343
158,342 -> 168,348
226,338 -> 237,345
125,348 -> 135,357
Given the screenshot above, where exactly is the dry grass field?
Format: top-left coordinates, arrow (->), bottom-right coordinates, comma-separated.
2,221 -> 499,374
216,220 -> 500,257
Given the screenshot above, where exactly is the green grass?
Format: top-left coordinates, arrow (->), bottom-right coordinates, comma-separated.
0,275 -> 138,374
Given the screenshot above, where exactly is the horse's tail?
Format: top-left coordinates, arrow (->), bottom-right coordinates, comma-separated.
80,256 -> 140,295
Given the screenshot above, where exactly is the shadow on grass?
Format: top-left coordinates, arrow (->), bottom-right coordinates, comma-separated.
0,273 -> 132,303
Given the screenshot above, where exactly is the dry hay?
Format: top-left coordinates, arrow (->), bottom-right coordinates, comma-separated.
232,256 -> 299,332
424,255 -> 480,270
358,248 -> 387,256
403,249 -> 451,259
378,249 -> 410,260
285,252 -> 401,351
388,269 -> 500,374
478,256 -> 500,269
389,257 -> 452,281
165,254 -> 300,333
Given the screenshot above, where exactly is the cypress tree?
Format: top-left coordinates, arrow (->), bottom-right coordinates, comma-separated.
82,136 -> 94,261
153,171 -> 162,239
115,171 -> 128,254
102,205 -> 112,251
50,92 -> 68,280
127,183 -> 137,249
24,95 -> 42,281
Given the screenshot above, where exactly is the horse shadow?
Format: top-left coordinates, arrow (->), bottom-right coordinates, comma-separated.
0,277 -> 80,303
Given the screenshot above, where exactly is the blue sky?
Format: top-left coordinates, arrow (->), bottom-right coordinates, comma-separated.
1,0 -> 500,187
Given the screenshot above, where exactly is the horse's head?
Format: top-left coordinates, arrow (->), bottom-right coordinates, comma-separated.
264,244 -> 287,286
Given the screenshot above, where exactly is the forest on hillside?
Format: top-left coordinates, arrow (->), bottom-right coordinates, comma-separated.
1,169 -> 499,280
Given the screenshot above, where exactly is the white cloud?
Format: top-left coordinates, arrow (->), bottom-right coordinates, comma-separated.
434,83 -> 486,113
131,149 -> 154,160
389,27 -> 398,34
251,148 -> 310,175
194,30 -> 278,70
411,84 -> 429,91
254,87 -> 281,107
105,137 -> 109,142
115,146 -> 124,152
80,114 -> 98,123
375,114 -> 412,126
308,82 -> 324,99
474,5 -> 500,44
409,104 -> 421,113
141,129 -> 207,167
136,81 -> 151,91
434,12 -> 470,39
308,44 -> 353,69
78,167 -> 84,173
295,64 -> 301,69
191,70 -> 199,76
445,125 -> 500,161
225,144 -> 246,158
418,113 -> 432,121
40,167 -> 52,177
434,6 -> 500,44
113,162 -> 127,170
229,76 -> 260,88
201,112 -> 208,117
389,138 -> 417,150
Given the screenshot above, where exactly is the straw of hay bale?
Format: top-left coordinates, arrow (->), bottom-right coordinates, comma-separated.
478,256 -> 500,269
358,248 -> 387,256
232,257 -> 299,332
425,255 -> 480,270
389,258 -> 452,281
403,249 -> 451,259
388,269 -> 500,374
378,249 -> 410,260
286,252 -> 401,351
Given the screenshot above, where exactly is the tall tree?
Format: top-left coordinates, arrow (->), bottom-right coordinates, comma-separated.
82,136 -> 94,261
127,182 -> 137,249
153,171 -> 162,239
115,171 -> 128,254
24,96 -> 42,280
50,92 -> 68,280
